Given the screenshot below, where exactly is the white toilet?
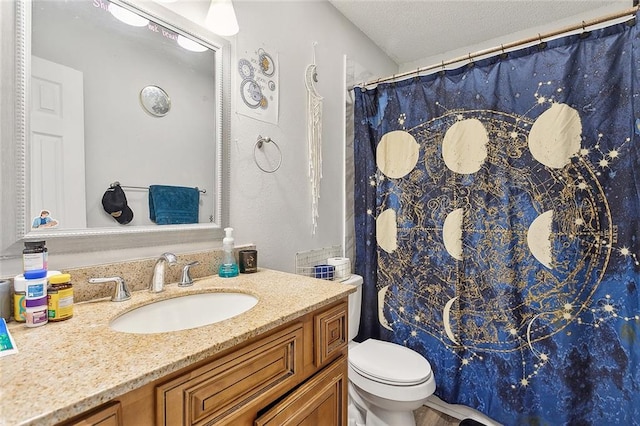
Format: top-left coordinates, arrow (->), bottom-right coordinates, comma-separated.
343,274 -> 436,426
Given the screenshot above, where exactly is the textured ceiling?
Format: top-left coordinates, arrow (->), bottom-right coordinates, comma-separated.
328,0 -> 633,67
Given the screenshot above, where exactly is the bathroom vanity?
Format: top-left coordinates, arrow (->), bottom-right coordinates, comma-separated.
0,270 -> 354,425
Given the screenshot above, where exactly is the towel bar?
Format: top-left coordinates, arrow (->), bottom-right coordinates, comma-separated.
110,181 -> 206,194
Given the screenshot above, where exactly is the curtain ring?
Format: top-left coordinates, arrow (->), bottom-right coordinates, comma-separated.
537,33 -> 547,49
500,44 -> 508,59
467,53 -> 474,68
254,135 -> 282,173
580,20 -> 592,38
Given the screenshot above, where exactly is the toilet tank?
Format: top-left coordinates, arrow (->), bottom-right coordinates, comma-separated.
342,274 -> 363,341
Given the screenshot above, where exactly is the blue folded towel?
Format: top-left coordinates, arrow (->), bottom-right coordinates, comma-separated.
149,185 -> 199,225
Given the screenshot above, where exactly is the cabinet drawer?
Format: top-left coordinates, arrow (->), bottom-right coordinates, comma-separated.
255,355 -> 348,426
157,324 -> 303,426
314,302 -> 348,367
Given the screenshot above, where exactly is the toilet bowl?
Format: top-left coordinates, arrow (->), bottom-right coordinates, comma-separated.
343,275 -> 436,426
348,339 -> 435,426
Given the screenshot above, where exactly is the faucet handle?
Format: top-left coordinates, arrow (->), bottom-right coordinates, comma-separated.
179,261 -> 200,287
89,276 -> 131,302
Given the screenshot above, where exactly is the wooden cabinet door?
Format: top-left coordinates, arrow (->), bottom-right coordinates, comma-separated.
255,355 -> 348,426
314,302 -> 348,367
59,401 -> 122,426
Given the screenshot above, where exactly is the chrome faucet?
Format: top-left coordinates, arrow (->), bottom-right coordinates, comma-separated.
150,252 -> 177,293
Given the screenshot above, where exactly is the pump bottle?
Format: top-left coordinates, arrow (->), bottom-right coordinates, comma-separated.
219,227 -> 239,277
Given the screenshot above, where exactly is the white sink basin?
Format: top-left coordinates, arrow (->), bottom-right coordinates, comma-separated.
110,292 -> 258,334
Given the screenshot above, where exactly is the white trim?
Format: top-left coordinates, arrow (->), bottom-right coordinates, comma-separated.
341,54 -> 347,257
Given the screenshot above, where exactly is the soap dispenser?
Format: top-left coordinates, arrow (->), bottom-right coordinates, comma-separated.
219,227 -> 239,278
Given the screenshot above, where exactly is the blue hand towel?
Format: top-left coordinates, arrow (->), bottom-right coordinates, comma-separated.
149,185 -> 199,225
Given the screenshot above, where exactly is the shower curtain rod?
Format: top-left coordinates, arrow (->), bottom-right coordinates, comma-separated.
354,5 -> 639,90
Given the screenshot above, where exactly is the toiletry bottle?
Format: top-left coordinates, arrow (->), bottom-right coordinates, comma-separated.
47,273 -> 73,322
23,269 -> 48,327
218,227 -> 239,278
23,241 -> 47,272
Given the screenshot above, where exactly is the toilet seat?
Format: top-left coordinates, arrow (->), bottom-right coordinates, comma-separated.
349,339 -> 432,386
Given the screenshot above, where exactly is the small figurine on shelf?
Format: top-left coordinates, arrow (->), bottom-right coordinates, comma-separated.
32,210 -> 59,229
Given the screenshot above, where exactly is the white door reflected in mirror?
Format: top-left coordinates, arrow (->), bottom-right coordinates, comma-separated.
31,56 -> 87,229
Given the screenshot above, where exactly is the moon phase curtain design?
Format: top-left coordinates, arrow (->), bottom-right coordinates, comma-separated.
353,13 -> 640,425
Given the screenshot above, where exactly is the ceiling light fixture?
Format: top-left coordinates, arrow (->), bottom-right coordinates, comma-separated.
108,2 -> 149,27
205,0 -> 239,37
177,35 -> 208,52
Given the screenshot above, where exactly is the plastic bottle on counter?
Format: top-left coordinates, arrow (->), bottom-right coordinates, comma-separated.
47,273 -> 73,322
13,271 -> 61,322
12,274 -> 27,322
23,241 -> 48,272
24,269 -> 47,300
218,227 -> 239,278
25,299 -> 48,327
23,269 -> 48,327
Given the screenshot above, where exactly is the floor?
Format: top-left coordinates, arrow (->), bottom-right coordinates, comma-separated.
414,405 -> 460,426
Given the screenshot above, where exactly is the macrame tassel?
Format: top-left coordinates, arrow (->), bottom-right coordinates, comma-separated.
305,63 -> 323,234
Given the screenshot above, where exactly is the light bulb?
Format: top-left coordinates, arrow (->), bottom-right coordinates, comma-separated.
108,3 -> 149,27
205,0 -> 239,36
177,35 -> 208,53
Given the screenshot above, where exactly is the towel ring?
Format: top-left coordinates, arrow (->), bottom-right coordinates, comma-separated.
254,135 -> 282,173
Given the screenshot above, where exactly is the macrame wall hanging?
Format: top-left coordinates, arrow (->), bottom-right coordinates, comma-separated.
305,42 -> 323,234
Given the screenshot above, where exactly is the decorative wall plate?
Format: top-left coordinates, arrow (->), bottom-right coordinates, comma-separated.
139,85 -> 171,117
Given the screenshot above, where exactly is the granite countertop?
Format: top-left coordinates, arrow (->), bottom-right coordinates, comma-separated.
0,269 -> 355,426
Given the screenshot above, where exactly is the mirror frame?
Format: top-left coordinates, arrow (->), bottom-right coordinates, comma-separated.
1,0 -> 230,257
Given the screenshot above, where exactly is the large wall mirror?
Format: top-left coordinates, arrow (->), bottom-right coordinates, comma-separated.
1,0 -> 230,256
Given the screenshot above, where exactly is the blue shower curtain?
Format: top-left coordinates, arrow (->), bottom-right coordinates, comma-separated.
353,13 -> 640,425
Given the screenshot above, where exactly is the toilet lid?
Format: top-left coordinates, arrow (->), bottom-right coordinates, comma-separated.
349,339 -> 432,385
